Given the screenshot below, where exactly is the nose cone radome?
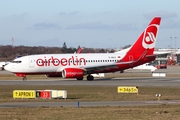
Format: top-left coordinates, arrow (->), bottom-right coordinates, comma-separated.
4,64 -> 12,72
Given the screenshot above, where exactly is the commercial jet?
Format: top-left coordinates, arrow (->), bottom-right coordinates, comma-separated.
131,63 -> 157,72
4,17 -> 161,81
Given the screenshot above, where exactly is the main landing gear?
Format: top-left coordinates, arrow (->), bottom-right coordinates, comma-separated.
76,77 -> 83,81
76,74 -> 94,81
87,74 -> 94,81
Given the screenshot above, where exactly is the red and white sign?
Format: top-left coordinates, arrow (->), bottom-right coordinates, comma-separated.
40,91 -> 51,99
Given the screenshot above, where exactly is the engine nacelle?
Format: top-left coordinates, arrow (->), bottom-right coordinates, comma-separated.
62,68 -> 84,78
45,73 -> 62,77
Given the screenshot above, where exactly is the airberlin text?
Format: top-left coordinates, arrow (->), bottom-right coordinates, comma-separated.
36,56 -> 86,67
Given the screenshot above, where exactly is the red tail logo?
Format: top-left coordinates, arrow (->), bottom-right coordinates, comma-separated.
142,24 -> 159,49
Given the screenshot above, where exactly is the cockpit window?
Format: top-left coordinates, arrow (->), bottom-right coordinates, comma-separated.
12,61 -> 22,63
14,55 -> 22,59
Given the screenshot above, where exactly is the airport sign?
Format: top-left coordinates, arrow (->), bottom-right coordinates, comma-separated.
13,90 -> 36,99
117,86 -> 138,93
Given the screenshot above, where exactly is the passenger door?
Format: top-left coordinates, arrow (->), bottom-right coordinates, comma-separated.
29,57 -> 34,68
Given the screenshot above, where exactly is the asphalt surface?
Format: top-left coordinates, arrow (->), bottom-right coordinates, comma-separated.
0,77 -> 180,87
0,66 -> 180,108
1,100 -> 180,108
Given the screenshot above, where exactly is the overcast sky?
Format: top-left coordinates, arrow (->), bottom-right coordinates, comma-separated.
0,0 -> 180,49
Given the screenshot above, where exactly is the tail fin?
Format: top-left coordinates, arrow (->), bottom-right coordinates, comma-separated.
125,17 -> 161,61
77,47 -> 83,54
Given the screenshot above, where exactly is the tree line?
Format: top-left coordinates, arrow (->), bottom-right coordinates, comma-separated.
0,42 -> 116,61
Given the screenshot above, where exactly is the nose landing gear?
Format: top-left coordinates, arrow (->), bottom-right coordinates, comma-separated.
15,73 -> 27,81
22,76 -> 27,81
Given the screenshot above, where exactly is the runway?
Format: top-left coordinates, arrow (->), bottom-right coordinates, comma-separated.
0,77 -> 180,87
1,100 -> 180,108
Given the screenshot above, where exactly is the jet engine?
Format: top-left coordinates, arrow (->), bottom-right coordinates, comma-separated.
62,68 -> 84,78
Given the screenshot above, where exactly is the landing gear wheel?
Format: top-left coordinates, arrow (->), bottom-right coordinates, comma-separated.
76,77 -> 83,81
87,75 -> 94,81
23,76 -> 27,81
120,70 -> 124,73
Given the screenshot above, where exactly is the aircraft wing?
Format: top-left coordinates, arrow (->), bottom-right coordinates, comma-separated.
82,61 -> 133,72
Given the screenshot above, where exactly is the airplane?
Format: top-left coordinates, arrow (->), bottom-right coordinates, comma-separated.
74,47 -> 83,54
0,62 -> 10,70
0,62 -> 6,70
120,62 -> 157,73
77,47 -> 83,54
131,63 -> 157,72
4,17 -> 161,81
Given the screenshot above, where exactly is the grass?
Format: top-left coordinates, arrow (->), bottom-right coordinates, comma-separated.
0,105 -> 180,120
0,85 -> 180,102
1,74 -> 180,119
0,86 -> 180,119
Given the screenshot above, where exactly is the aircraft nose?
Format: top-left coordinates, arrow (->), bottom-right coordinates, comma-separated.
4,64 -> 12,72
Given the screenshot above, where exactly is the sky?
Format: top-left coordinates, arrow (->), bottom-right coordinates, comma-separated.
0,0 -> 180,49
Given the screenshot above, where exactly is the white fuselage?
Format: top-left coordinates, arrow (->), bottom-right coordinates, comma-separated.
5,52 -> 126,73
